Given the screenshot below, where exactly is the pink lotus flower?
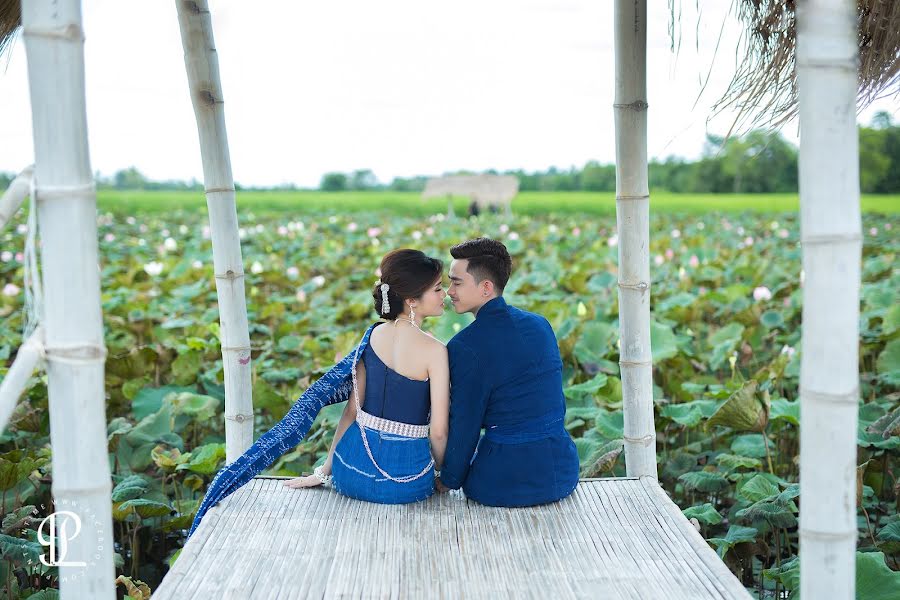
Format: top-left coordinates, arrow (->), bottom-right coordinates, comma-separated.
607,235 -> 618,247
499,224 -> 509,234
2,283 -> 21,297
104,233 -> 116,242
277,225 -> 289,236
1,251 -> 12,262
296,289 -> 307,302
885,223 -> 892,231
16,224 -> 27,235
412,231 -> 423,240
753,286 -> 772,302
425,227 -> 434,236
869,227 -> 878,236
286,266 -> 300,280
778,229 -> 789,239
654,255 -> 664,266
671,229 -> 681,239
508,232 -> 520,241
347,222 -> 358,232
367,227 -> 382,238
688,255 -> 700,268
572,227 -> 581,237
665,248 -> 674,260
14,252 -> 23,262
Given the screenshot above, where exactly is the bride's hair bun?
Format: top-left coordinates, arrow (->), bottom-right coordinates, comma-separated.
372,250 -> 443,321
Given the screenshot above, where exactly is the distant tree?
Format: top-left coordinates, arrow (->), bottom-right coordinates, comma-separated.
581,161 -> 616,191
860,112 -> 900,192
350,169 -> 378,190
113,166 -> 148,189
320,172 -> 348,192
390,176 -> 427,192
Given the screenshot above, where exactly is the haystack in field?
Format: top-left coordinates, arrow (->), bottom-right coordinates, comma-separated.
422,174 -> 519,216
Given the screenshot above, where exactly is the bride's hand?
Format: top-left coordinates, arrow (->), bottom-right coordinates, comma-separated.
283,475 -> 323,489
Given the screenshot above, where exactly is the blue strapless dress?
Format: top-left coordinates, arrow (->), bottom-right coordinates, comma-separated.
331,340 -> 435,503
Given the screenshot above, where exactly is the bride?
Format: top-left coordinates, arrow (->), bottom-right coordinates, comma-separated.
189,248 -> 450,536
282,248 -> 449,502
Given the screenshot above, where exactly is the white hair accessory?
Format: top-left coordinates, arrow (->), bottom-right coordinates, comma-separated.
380,282 -> 390,314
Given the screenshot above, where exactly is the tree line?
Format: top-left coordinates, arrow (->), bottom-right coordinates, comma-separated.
2,113 -> 896,194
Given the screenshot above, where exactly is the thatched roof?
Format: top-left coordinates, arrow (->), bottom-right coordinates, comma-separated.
0,0 -> 19,59
0,1 -> 896,129
713,0 -> 900,131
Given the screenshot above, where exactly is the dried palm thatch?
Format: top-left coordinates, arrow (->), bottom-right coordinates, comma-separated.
0,0 -> 20,58
710,0 -> 900,132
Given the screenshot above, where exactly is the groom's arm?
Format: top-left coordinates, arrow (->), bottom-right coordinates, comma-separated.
440,338 -> 489,490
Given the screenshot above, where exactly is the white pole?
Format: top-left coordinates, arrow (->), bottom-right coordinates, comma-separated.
20,1 -> 115,597
0,327 -> 43,433
176,0 -> 253,463
797,1 -> 861,597
613,0 -> 656,478
0,165 -> 34,230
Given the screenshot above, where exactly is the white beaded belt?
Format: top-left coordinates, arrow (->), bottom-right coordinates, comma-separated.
356,410 -> 429,438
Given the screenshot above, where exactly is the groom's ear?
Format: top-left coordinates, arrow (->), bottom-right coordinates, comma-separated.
481,279 -> 495,297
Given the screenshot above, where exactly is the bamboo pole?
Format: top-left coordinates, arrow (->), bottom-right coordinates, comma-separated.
176,0 -> 253,463
0,164 -> 33,231
0,327 -> 43,433
613,0 -> 656,478
20,2 -> 115,598
796,2 -> 861,597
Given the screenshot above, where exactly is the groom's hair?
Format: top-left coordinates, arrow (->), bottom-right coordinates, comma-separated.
450,237 -> 512,293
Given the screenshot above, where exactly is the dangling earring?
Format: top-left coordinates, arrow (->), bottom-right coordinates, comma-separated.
410,304 -> 416,321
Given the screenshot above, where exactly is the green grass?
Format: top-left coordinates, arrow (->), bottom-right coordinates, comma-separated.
94,189 -> 900,215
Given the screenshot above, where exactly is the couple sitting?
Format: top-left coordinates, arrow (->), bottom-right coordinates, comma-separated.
283,237 -> 579,506
188,238 -> 578,537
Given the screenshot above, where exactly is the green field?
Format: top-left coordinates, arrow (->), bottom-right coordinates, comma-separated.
94,190 -> 900,215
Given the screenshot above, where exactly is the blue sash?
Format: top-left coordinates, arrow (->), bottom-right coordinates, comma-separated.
187,323 -> 377,539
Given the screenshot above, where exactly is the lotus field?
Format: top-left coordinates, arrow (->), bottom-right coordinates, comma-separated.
0,198 -> 897,598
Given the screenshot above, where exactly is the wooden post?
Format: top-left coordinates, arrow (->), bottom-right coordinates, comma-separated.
176,0 -> 253,463
20,1 -> 115,597
613,0 -> 656,478
796,1 -> 861,597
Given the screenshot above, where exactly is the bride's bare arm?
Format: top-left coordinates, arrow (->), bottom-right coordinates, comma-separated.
284,360 -> 365,489
427,344 -> 450,471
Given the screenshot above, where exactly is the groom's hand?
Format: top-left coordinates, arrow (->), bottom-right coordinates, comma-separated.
435,478 -> 449,493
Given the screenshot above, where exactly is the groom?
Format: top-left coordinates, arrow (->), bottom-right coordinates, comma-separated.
436,237 -> 579,506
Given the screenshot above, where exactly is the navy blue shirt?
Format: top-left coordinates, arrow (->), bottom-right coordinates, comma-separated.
441,297 -> 579,506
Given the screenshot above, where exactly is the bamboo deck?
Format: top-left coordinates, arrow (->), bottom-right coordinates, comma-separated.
153,477 -> 751,599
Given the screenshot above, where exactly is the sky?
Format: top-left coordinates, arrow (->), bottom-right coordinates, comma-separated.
0,1 -> 896,188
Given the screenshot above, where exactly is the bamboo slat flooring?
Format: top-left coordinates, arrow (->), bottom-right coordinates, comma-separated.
153,477 -> 751,599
